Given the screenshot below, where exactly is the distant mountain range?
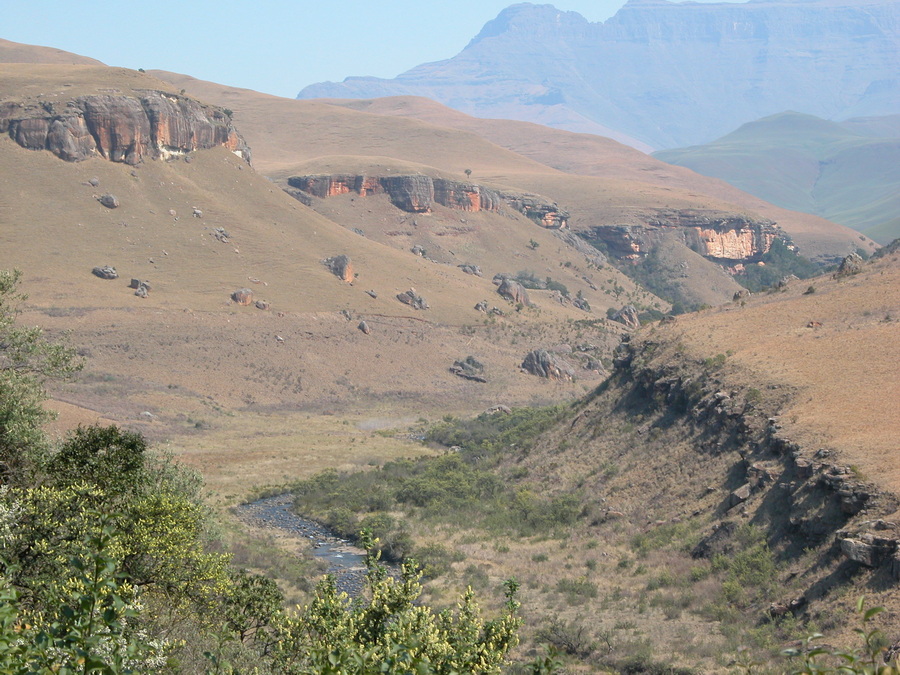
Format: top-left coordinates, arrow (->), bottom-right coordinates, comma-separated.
298,0 -> 900,150
654,112 -> 900,243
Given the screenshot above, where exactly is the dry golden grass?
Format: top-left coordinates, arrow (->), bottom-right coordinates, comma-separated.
657,255 -> 900,499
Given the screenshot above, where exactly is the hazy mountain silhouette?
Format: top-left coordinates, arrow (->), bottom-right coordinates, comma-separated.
298,0 -> 900,150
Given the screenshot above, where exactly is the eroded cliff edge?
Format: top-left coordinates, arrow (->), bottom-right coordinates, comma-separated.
0,90 -> 250,164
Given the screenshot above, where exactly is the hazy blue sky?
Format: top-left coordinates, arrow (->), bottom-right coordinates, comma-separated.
4,0 -> 744,99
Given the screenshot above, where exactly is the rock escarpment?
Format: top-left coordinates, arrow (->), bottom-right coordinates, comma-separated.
612,335 -> 900,588
587,211 -> 783,262
0,91 -> 250,165
284,173 -> 567,225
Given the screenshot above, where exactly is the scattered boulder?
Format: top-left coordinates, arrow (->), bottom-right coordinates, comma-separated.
474,300 -> 489,312
231,288 -> 253,305
255,300 -> 270,310
497,278 -> 531,306
572,295 -> 591,312
98,193 -> 119,209
458,263 -> 482,276
168,209 -> 177,217
358,320 -> 371,334
324,254 -> 354,283
213,227 -> 230,243
92,265 -> 118,280
396,288 -> 429,310
88,176 -> 100,187
611,305 -> 640,328
192,207 -> 203,218
450,356 -> 487,383
484,405 -> 511,415
411,245 -> 426,257
129,278 -> 151,290
833,251 -> 864,278
365,290 -> 378,299
134,285 -> 149,298
728,483 -> 752,508
521,349 -> 575,381
733,289 -> 751,301
139,411 -> 156,421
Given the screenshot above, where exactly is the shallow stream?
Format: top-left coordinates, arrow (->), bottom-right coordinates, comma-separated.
235,493 -> 370,596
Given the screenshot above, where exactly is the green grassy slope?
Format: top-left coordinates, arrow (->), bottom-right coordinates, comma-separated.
654,112 -> 900,243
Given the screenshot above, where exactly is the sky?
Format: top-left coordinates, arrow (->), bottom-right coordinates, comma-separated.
4,0 -> 745,99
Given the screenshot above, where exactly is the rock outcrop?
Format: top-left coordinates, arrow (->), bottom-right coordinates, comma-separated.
450,356 -> 487,383
287,174 -> 502,215
611,305 -> 639,329
497,278 -> 531,306
522,349 -> 575,382
834,251 -> 864,278
285,173 -> 568,227
231,288 -> 253,306
323,255 -> 354,283
92,265 -> 118,280
587,211 -> 782,262
396,289 -> 429,310
1,91 -> 250,165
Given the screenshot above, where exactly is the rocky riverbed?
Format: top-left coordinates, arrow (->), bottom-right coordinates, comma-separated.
234,493 -> 371,596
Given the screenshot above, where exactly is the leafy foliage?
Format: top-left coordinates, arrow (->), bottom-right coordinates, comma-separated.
270,536 -> 522,674
735,239 -> 821,292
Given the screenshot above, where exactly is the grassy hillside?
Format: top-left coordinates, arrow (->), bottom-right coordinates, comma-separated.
284,250 -> 900,671
655,112 -> 900,244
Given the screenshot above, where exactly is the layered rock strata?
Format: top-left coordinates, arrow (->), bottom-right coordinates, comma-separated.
587,211 -> 783,262
614,335 -> 900,585
285,173 -> 566,225
0,91 -> 249,164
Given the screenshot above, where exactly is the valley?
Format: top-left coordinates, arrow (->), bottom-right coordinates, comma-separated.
0,29 -> 898,675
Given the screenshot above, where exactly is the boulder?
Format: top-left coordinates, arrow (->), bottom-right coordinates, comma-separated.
255,300 -> 270,310
92,265 -> 118,280
611,305 -> 640,328
450,356 -> 487,383
728,483 -> 752,508
358,320 -> 371,334
521,349 -> 575,381
324,255 -> 354,283
365,289 -> 378,299
474,300 -> 489,313
834,251 -> 864,278
134,285 -> 149,298
411,245 -> 426,257
497,278 -> 531,306
458,263 -> 483,276
98,193 -> 119,209
231,288 -> 253,305
396,289 -> 429,310
484,405 -> 512,415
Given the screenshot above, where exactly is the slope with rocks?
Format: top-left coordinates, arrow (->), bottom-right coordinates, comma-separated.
395,249 -> 900,671
154,70 -> 876,316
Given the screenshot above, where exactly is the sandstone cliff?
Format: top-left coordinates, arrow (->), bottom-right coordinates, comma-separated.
284,173 -> 566,225
588,211 -> 782,262
0,91 -> 249,165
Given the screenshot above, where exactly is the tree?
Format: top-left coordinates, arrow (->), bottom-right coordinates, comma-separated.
271,533 -> 522,674
0,269 -> 81,480
464,169 -> 472,179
